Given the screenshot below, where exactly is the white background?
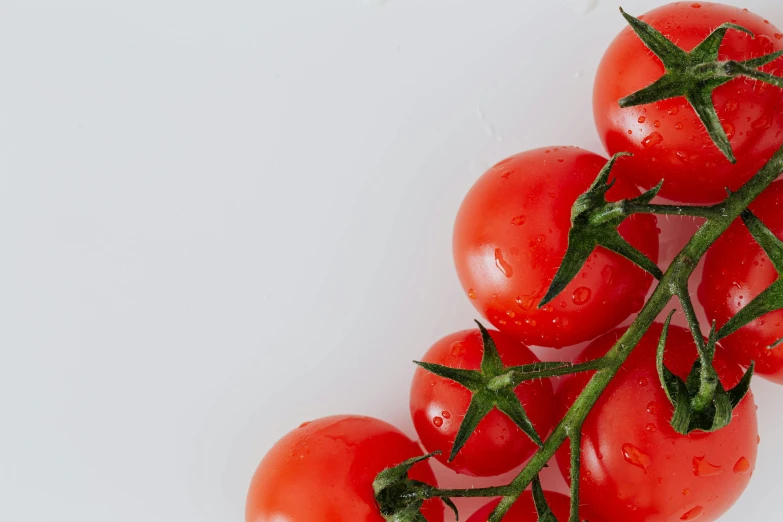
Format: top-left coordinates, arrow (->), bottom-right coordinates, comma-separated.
2,1 -> 783,521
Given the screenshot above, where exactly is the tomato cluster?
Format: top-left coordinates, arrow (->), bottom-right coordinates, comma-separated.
246,3 -> 783,522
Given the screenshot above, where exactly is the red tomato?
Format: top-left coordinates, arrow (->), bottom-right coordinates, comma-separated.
453,147 -> 659,348
556,324 -> 758,522
700,180 -> 783,384
410,328 -> 555,477
467,491 -> 598,522
245,415 -> 443,522
594,2 -> 783,203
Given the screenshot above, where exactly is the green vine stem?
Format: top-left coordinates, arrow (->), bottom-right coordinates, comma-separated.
485,142 -> 783,521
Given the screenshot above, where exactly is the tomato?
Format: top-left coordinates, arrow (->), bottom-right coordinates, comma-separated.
410,328 -> 555,477
453,147 -> 659,348
594,2 -> 783,203
700,179 -> 783,384
556,324 -> 758,522
245,415 -> 443,522
467,491 -> 598,522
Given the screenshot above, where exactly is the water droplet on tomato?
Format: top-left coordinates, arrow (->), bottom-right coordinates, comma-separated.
433,416 -> 443,427
734,457 -> 751,474
723,122 -> 735,139
642,132 -> 664,148
495,248 -> 514,277
501,171 -> 512,180
676,151 -> 699,164
724,100 -> 739,112
511,215 -> 527,226
468,289 -> 476,299
544,304 -> 554,313
693,456 -> 722,477
516,295 -> 536,311
572,287 -> 592,305
525,318 -> 537,327
622,443 -> 652,470
647,402 -> 658,414
638,377 -> 648,386
299,421 -> 312,429
680,506 -> 704,520
451,342 -> 465,357
683,489 -> 691,496
638,116 -> 647,123
752,116 -> 772,130
646,423 -> 657,432
691,3 -> 701,8
675,122 -> 684,130
669,106 -> 680,115
654,120 -> 661,128
601,265 -> 614,284
506,310 -> 516,318
441,411 -> 451,419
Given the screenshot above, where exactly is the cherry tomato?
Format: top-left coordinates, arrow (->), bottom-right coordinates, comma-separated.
245,415 -> 443,522
453,147 -> 659,348
594,2 -> 783,203
700,180 -> 783,384
556,324 -> 758,522
467,491 -> 598,522
410,328 -> 555,477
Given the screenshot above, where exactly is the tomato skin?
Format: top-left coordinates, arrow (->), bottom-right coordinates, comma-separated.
699,180 -> 783,384
410,328 -> 555,477
594,2 -> 783,203
245,415 -> 443,522
556,324 -> 758,522
453,147 -> 659,348
467,491 -> 598,522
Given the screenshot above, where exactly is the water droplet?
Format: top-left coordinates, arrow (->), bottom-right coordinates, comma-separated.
638,116 -> 647,123
724,100 -> 739,112
544,304 -> 554,313
639,377 -> 649,386
516,295 -> 536,311
511,215 -> 527,226
433,416 -> 444,427
525,318 -> 537,327
683,489 -> 691,496
506,310 -> 516,318
775,33 -> 782,40
752,116 -> 772,130
654,120 -> 661,128
675,122 -> 684,130
693,456 -> 723,477
601,265 -> 614,284
468,289 -> 476,299
646,423 -> 657,432
572,287 -> 592,305
495,248 -> 514,278
498,318 -> 507,325
628,130 -> 633,135
676,150 -> 699,164
299,421 -> 312,429
669,106 -> 681,115
642,132 -> 664,148
680,506 -> 704,520
691,3 -> 701,8
647,402 -> 659,414
723,122 -> 735,139
622,443 -> 652,470
441,411 -> 451,419
733,457 -> 751,474
451,342 -> 465,357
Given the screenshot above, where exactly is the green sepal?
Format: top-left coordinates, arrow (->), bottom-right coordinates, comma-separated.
618,8 -> 783,162
373,453 -> 443,522
531,475 -> 558,522
540,153 -> 662,307
414,320 -> 543,463
718,207 -> 783,343
655,313 -> 754,435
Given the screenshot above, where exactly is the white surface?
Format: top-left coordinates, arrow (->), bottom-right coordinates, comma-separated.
2,1 -> 783,521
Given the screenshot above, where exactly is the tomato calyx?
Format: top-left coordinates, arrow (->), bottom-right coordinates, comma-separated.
373,453 -> 458,522
540,153 -> 663,307
414,321 -> 545,461
618,8 -> 783,163
717,206 -> 783,348
656,311 -> 754,435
